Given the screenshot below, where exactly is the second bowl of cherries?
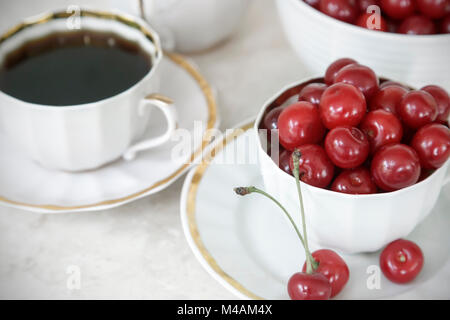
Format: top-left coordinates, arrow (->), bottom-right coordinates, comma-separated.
276,0 -> 450,96
255,58 -> 450,253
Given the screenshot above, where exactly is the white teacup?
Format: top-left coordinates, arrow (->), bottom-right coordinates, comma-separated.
0,9 -> 177,172
255,78 -> 450,254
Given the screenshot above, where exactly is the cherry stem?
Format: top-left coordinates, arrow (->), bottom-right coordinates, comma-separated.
292,149 -> 318,274
234,186 -> 307,250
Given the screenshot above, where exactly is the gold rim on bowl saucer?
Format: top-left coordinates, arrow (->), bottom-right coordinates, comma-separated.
185,121 -> 263,300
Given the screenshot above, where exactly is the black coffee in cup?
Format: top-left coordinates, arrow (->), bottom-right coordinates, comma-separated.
0,30 -> 152,106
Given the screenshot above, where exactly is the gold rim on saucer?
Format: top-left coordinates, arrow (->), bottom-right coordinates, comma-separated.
185,121 -> 263,300
0,52 -> 217,211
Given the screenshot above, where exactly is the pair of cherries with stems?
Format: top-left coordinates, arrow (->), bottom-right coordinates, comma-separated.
235,150 -> 349,300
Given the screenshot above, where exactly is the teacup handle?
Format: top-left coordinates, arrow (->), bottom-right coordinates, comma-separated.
122,94 -> 177,161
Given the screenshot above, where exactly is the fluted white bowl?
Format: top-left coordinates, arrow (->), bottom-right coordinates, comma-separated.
276,0 -> 450,91
112,0 -> 250,53
255,78 -> 450,254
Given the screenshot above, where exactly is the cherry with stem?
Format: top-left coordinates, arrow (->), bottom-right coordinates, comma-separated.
234,149 -> 349,299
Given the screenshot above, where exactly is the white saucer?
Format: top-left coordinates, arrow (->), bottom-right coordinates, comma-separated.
0,53 -> 217,213
180,120 -> 450,300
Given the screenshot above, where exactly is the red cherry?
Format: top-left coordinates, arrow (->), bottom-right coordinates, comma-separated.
358,0 -> 379,12
288,272 -> 332,300
288,144 -> 335,188
319,83 -> 367,129
319,0 -> 359,23
356,12 -> 388,31
301,249 -> 349,298
298,83 -> 328,107
278,102 -> 326,150
416,0 -> 447,19
334,64 -> 379,100
360,109 -> 403,152
380,81 -> 408,90
398,90 -> 438,129
421,85 -> 450,124
371,144 -> 421,191
279,149 -> 292,174
398,15 -> 437,35
331,167 -> 377,194
324,58 -> 357,85
441,14 -> 450,33
325,126 -> 370,168
380,239 -> 424,284
369,85 -> 409,116
303,0 -> 321,9
380,0 -> 416,20
262,106 -> 284,131
411,123 -> 450,169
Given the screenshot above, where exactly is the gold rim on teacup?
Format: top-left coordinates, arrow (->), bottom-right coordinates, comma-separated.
0,8 -> 162,109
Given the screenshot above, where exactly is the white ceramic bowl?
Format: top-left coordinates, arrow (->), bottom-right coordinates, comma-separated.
276,0 -> 450,91
255,78 -> 450,254
113,0 -> 250,53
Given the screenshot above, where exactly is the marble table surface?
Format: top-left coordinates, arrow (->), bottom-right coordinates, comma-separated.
0,0 -> 312,299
